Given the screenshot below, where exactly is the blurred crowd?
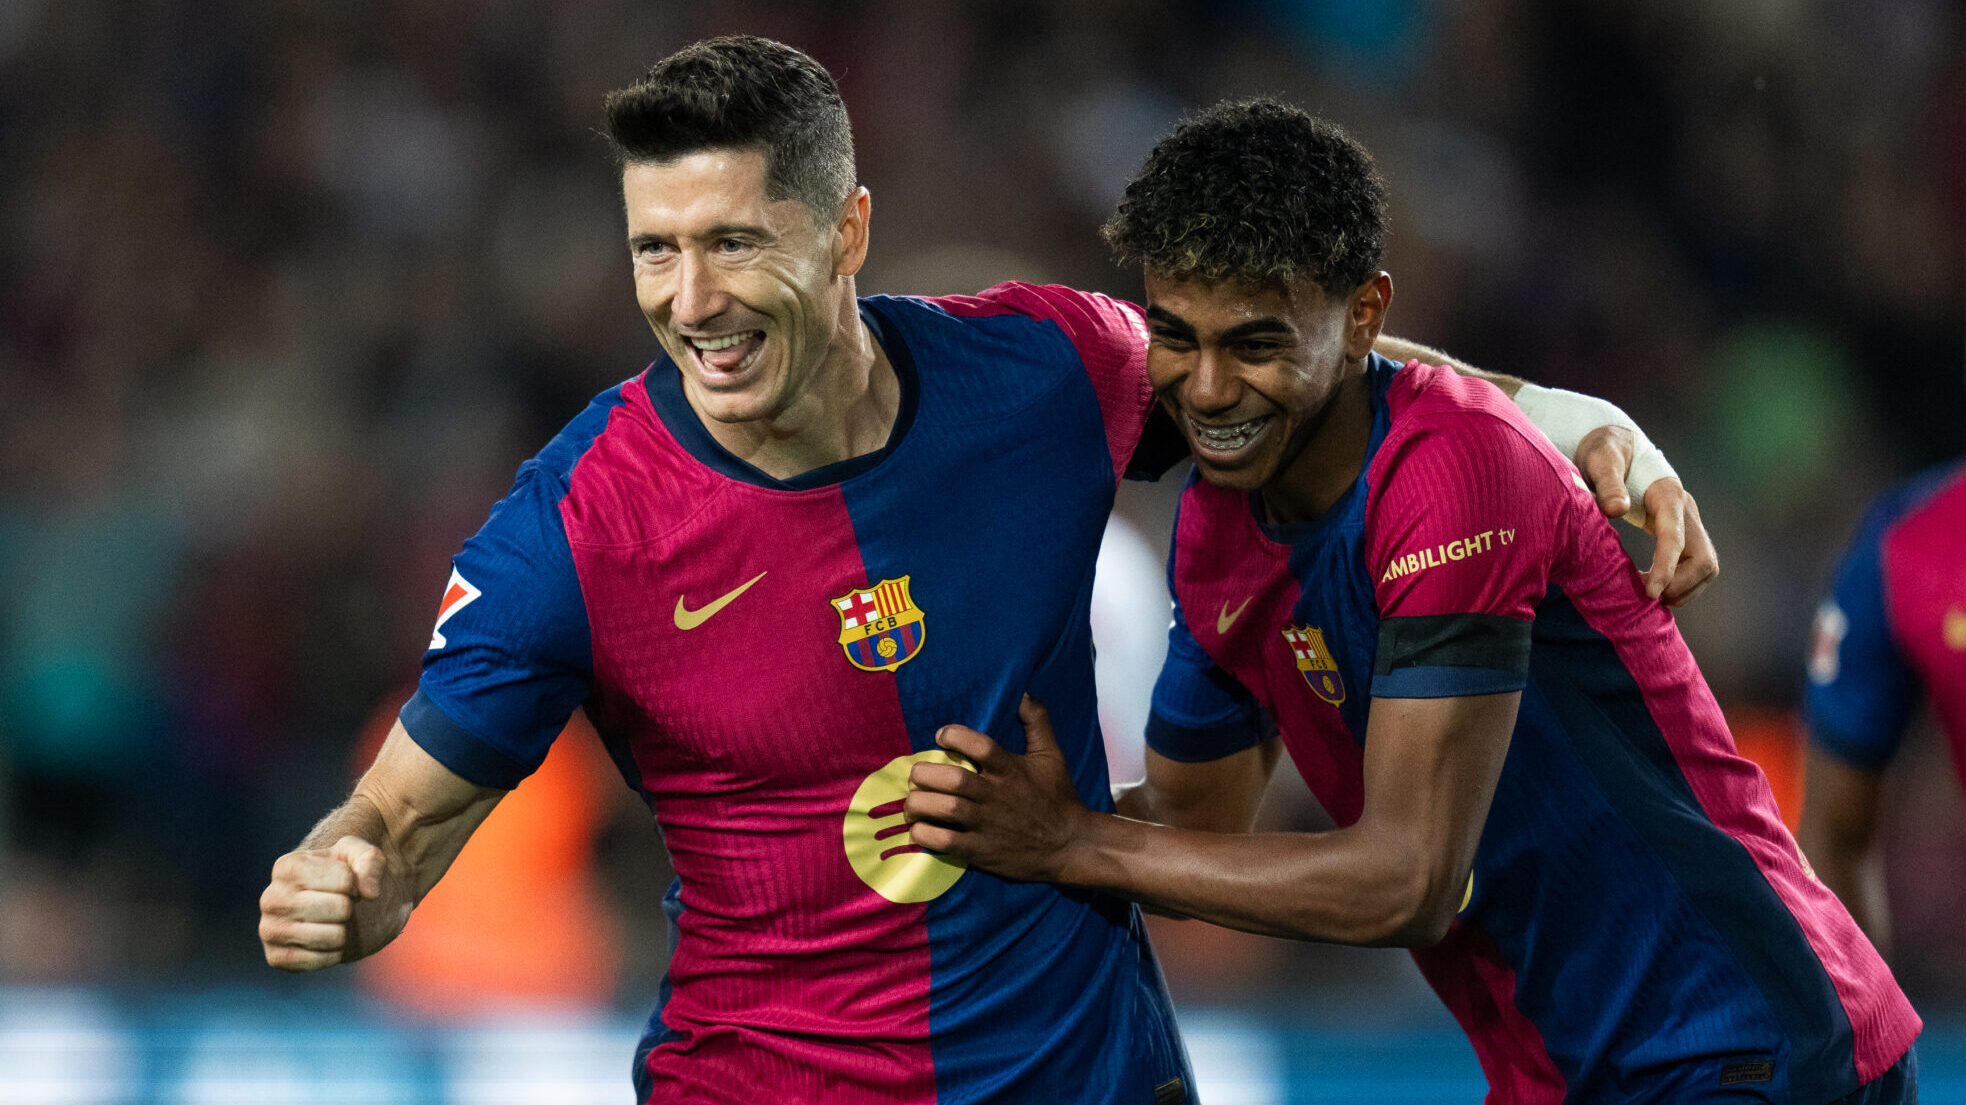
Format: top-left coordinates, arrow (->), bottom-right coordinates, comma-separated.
1,0 -> 1961,1018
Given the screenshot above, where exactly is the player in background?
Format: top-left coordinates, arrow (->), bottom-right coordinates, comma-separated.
906,100 -> 1919,1103
257,39 -> 1715,1104
1801,459 -> 1966,956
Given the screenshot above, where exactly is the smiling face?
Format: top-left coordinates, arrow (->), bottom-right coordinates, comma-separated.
1144,269 -> 1390,503
623,147 -> 865,428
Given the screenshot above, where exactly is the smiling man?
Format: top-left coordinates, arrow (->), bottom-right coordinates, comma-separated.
258,39 -> 1718,1105
906,101 -> 1922,1104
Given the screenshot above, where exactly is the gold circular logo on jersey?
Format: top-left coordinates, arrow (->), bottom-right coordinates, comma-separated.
844,750 -> 975,903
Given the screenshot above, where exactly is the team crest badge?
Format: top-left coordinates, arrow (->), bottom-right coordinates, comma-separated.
1283,625 -> 1345,705
832,576 -> 927,672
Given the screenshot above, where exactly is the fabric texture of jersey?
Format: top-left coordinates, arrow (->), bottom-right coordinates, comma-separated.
1806,460 -> 1966,781
405,284 -> 1191,1104
1147,356 -> 1919,1104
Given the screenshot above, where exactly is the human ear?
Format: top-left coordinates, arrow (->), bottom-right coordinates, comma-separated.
833,187 -> 872,277
1344,271 -> 1393,358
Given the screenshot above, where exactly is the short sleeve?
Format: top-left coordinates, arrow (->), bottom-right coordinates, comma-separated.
401,463 -> 593,789
1146,590 -> 1267,763
945,283 -> 1158,482
1365,414 -> 1556,699
1804,500 -> 1918,772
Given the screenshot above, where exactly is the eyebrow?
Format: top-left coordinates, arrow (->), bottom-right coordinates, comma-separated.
1145,305 -> 1294,343
626,221 -> 776,246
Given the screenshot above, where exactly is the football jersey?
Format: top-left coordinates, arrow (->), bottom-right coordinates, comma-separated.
1148,357 -> 1919,1104
404,284 -> 1193,1105
1806,460 -> 1966,780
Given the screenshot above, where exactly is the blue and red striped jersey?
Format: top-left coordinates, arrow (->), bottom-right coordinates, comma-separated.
1149,357 -> 1919,1103
403,284 -> 1192,1104
1807,460 -> 1966,780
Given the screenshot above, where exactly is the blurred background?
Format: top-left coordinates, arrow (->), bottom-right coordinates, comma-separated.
1,0 -> 1962,1100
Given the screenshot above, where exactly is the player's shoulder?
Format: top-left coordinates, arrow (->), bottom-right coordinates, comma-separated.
507,368 -> 714,548
1861,456 -> 1966,576
883,283 -> 1147,348
1373,358 -> 1570,483
520,373 -> 644,493
1873,457 -> 1966,535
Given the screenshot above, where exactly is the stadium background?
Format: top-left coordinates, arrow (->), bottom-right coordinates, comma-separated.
2,0 -> 1962,1100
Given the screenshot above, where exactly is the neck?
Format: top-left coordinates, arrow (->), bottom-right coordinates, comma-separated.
701,282 -> 900,481
1258,358 -> 1374,526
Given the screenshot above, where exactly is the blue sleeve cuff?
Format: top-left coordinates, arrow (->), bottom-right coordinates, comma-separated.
1371,665 -> 1527,699
399,688 -> 534,790
1145,711 -> 1266,763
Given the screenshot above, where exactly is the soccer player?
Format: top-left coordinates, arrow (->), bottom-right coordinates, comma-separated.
256,39 -> 1714,1104
905,101 -> 1921,1102
1801,459 -> 1966,955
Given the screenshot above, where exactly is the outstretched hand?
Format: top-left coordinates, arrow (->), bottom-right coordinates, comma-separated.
1574,426 -> 1719,606
906,696 -> 1089,884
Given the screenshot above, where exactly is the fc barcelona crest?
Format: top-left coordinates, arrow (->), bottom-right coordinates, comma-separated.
1282,625 -> 1345,705
833,576 -> 927,673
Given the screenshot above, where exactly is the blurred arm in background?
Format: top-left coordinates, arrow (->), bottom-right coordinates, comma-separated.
1797,464 -> 1966,957
1800,750 -> 1891,956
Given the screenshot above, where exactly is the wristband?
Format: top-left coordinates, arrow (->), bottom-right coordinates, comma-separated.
1513,383 -> 1678,529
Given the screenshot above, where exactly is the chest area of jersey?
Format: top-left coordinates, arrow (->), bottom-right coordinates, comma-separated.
1885,517 -> 1966,719
1177,517 -> 1379,751
567,422 -> 1114,774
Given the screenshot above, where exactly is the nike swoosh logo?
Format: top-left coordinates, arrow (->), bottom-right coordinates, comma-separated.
674,571 -> 769,630
1217,596 -> 1253,634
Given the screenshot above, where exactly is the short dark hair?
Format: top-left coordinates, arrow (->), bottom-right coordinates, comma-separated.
1102,99 -> 1386,295
604,36 -> 856,219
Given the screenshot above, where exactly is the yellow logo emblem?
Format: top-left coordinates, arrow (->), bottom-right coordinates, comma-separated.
833,576 -> 927,672
1946,606 -> 1966,653
844,750 -> 975,903
1283,624 -> 1346,705
1217,596 -> 1253,635
673,570 -> 768,630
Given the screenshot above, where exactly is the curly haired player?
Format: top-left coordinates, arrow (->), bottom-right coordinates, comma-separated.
907,100 -> 1920,1104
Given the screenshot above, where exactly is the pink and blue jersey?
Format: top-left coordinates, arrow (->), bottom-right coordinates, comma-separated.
1148,358 -> 1919,1103
1807,461 -> 1966,780
404,284 -> 1193,1104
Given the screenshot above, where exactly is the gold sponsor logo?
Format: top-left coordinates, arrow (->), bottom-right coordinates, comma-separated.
1380,528 -> 1513,584
843,750 -> 975,903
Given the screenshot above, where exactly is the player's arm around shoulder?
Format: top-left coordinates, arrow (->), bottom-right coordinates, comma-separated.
259,721 -> 505,971
1373,335 -> 1718,605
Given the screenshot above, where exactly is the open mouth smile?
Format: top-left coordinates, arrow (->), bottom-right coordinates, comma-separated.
1188,415 -> 1272,453
683,330 -> 767,378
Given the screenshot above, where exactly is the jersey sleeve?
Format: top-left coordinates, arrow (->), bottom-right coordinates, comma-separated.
1364,413 -> 1559,699
1145,579 -> 1267,763
965,282 -> 1159,482
1804,497 -> 1919,771
399,462 -> 593,789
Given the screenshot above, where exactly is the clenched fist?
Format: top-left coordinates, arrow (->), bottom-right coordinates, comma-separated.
259,835 -> 404,971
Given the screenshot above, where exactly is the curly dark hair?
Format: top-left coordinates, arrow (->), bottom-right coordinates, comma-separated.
1102,99 -> 1386,295
603,36 -> 856,219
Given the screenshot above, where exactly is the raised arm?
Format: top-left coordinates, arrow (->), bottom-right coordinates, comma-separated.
909,692 -> 1514,947
1374,333 -> 1716,605
258,721 -> 505,971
